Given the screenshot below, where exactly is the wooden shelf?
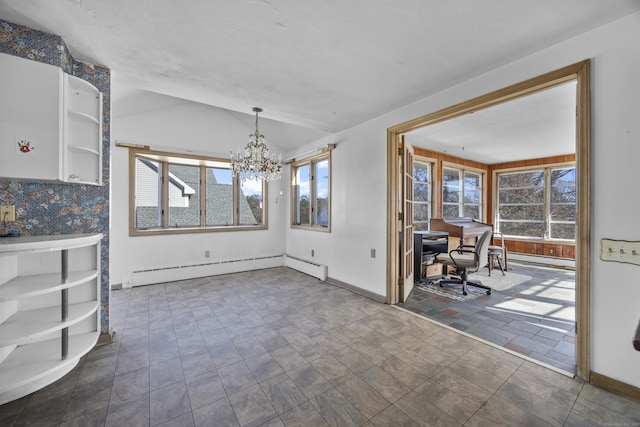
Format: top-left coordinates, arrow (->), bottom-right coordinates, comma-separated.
0,301 -> 98,346
0,270 -> 98,302
0,331 -> 99,395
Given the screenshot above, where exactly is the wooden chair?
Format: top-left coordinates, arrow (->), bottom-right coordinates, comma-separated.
488,231 -> 507,276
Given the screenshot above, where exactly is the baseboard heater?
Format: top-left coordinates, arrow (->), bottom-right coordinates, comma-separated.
284,254 -> 328,281
128,254 -> 284,287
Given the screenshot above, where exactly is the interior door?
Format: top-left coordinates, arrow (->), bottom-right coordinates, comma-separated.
401,137 -> 415,302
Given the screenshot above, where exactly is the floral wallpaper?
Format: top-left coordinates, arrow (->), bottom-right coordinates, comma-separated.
0,19 -> 111,335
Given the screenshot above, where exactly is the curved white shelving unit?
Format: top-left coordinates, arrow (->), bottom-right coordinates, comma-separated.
0,233 -> 103,405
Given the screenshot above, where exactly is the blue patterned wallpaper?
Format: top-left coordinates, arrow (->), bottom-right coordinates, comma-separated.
0,19 -> 111,335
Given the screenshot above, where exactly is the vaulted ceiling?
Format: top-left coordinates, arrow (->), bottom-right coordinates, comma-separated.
1,0 -> 639,154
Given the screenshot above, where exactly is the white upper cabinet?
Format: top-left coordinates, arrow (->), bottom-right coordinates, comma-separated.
0,53 -> 103,185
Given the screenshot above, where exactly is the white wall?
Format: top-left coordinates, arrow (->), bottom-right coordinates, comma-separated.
109,90 -> 286,286
284,12 -> 640,386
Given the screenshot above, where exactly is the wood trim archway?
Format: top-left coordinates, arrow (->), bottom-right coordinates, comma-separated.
386,60 -> 591,380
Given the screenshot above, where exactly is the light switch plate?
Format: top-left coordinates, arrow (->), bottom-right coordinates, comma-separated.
0,205 -> 15,222
600,238 -> 640,266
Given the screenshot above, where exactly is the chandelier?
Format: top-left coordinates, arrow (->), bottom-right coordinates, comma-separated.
230,107 -> 282,182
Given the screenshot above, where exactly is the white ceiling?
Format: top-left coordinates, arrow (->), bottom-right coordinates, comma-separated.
1,0 -> 639,156
405,81 -> 578,164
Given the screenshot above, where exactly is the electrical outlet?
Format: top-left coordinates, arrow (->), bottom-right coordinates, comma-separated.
600,238 -> 640,266
311,249 -> 315,257
205,250 -> 210,258
0,205 -> 15,222
371,248 -> 376,258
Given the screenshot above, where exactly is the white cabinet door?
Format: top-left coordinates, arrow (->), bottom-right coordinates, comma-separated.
0,53 -> 63,181
0,52 -> 103,186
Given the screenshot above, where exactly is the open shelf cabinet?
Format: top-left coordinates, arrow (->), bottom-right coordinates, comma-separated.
0,233 -> 103,405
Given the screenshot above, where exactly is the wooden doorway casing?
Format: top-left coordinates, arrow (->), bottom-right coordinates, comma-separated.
386,60 -> 591,380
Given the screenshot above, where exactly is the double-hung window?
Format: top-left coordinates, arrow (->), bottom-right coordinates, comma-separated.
496,165 -> 576,240
291,152 -> 331,231
130,149 -> 266,235
413,160 -> 433,230
442,166 -> 484,220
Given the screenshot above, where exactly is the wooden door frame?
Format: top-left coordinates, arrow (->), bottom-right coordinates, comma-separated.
386,60 -> 591,380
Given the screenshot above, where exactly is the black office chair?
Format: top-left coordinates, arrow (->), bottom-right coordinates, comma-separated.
439,230 -> 492,296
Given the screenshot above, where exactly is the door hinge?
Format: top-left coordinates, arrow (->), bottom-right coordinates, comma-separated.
398,212 -> 404,221
398,147 -> 403,156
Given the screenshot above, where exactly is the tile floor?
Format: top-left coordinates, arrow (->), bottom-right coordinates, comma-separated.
1,266 -> 639,426
401,262 -> 577,374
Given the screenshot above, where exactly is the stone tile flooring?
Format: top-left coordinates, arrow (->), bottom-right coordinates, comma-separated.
401,262 -> 577,374
1,266 -> 639,426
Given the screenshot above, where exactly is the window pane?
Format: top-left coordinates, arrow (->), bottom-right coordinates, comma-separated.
414,162 -> 430,183
550,223 -> 575,240
413,183 -> 430,202
550,204 -> 576,222
464,172 -> 480,189
551,168 -> 576,185
497,170 -> 545,238
498,171 -> 544,188
205,167 -> 234,226
167,164 -> 200,227
500,221 -> 545,238
295,164 -> 310,225
414,202 -> 430,223
499,188 -> 544,204
314,159 -> 329,227
463,205 -> 480,219
443,169 -> 460,186
499,204 -> 545,220
239,175 -> 263,225
135,158 -> 162,229
464,189 -> 480,204
443,188 -> 460,203
442,205 -> 459,217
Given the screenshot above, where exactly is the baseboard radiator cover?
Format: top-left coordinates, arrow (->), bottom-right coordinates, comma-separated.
128,254 -> 284,287
284,254 -> 328,281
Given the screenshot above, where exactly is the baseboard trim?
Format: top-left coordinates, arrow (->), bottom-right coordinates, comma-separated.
590,371 -> 640,401
326,277 -> 386,303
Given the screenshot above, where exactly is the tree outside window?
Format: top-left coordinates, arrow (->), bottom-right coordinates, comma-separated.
497,166 -> 575,240
442,167 -> 483,220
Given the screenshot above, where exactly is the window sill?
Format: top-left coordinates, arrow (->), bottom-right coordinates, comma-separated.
130,224 -> 267,236
290,224 -> 331,233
